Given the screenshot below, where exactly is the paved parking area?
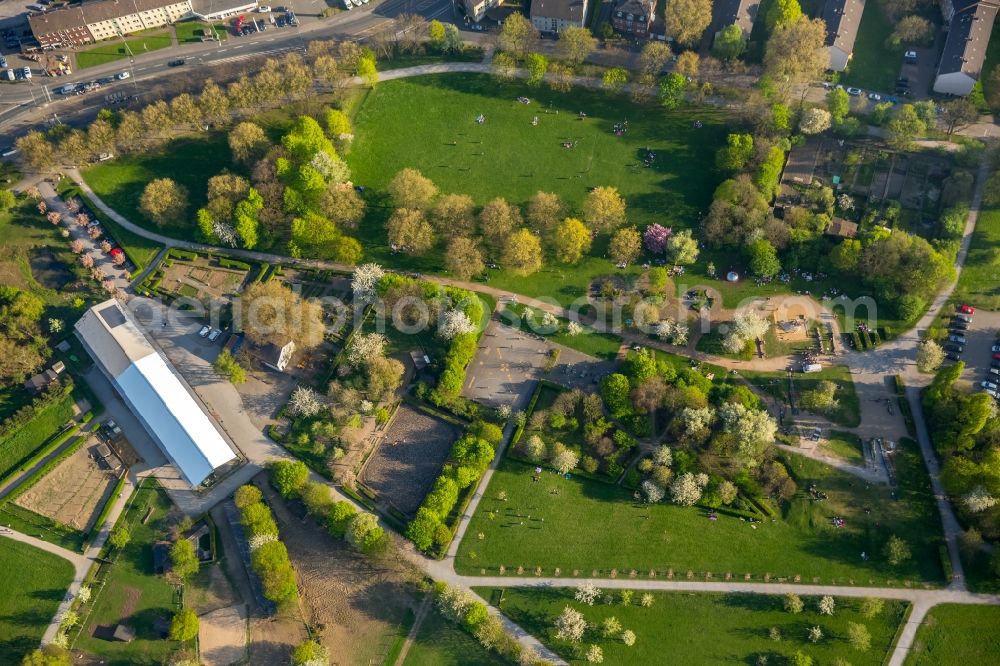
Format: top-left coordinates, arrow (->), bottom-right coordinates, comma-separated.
463,321 -> 618,411
955,309 -> 1000,391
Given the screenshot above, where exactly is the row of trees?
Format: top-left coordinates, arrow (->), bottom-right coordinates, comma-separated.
233,482 -> 299,605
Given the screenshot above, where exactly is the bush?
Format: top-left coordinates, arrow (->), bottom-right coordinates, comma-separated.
170,249 -> 198,261
268,460 -> 309,498
169,609 -> 199,641
218,258 -> 252,270
251,539 -> 297,603
327,500 -> 357,538
240,502 -> 278,537
234,484 -> 262,510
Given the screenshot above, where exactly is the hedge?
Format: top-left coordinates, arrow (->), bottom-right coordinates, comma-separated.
0,424 -> 78,491
218,257 -> 252,270
851,331 -> 862,350
893,375 -> 906,396
87,472 -> 128,543
1,434 -> 86,504
169,249 -> 198,262
237,493 -> 297,605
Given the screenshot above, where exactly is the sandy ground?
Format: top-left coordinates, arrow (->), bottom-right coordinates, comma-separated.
200,605 -> 248,666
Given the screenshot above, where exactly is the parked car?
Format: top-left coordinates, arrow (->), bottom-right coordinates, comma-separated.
951,320 -> 970,330
987,388 -> 1000,399
949,334 -> 967,344
989,367 -> 1000,377
947,352 -> 962,361
992,352 -> 1000,361
982,381 -> 998,390
811,428 -> 821,442
955,313 -> 973,323
198,325 -> 211,337
208,328 -> 222,342
945,343 -> 964,353
867,92 -> 882,101
258,4 -> 271,10
959,304 -> 976,314
846,87 -> 863,96
993,343 -> 1000,353
904,50 -> 918,63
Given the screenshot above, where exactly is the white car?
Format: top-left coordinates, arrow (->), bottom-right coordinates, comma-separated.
993,343 -> 1000,353
115,71 -> 129,80
258,4 -> 271,10
988,389 -> 1000,399
982,380 -> 998,390
198,325 -> 211,337
208,329 -> 222,342
846,87 -> 862,96
867,92 -> 881,101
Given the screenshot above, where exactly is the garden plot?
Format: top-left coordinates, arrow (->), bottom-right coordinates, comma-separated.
159,260 -> 248,303
15,440 -> 119,532
362,405 -> 461,515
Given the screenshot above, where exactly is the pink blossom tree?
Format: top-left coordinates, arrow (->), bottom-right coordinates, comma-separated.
102,280 -> 116,293
113,254 -> 127,267
37,200 -> 47,214
75,212 -> 90,227
88,226 -> 102,240
92,267 -> 106,281
47,211 -> 62,225
100,240 -> 112,253
643,224 -> 673,254
70,239 -> 85,254
80,254 -> 94,269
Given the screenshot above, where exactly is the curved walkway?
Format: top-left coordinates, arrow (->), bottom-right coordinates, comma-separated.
58,68 -> 997,666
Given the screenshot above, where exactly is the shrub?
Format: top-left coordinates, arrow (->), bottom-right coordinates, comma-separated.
268,460 -> 309,498
234,484 -> 262,510
169,609 -> 199,641
327,500 -> 357,538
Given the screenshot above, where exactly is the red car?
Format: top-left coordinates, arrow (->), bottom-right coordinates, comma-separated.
993,353 -> 1000,361
959,304 -> 976,314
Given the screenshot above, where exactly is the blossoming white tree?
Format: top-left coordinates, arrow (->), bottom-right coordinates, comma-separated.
351,263 -> 384,303
554,606 -> 587,642
575,582 -> 601,605
288,386 -> 324,417
440,309 -> 476,339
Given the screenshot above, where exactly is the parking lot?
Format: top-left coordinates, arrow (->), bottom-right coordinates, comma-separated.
952,308 -> 1000,396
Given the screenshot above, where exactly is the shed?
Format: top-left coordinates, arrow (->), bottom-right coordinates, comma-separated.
826,218 -> 859,238
111,624 -> 136,642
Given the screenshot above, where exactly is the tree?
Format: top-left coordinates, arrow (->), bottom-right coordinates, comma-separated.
234,484 -> 262,510
602,67 -> 629,92
640,41 -> 673,75
860,597 -> 884,619
169,609 -> 199,641
666,229 -> 699,265
480,197 -> 524,249
917,340 -> 946,373
428,19 -> 446,46
669,472 -> 704,506
109,525 -> 130,550
228,121 -> 269,166
748,239 -> 781,278
388,208 -> 435,255
139,178 -> 189,226
429,193 -> 476,235
319,184 -> 366,227
764,18 -> 829,84
659,73 -> 687,109
525,52 -> 548,86
792,651 -> 813,666
445,236 -> 485,279
170,539 -> 199,579
784,593 -> 804,614
716,133 -> 754,171
498,13 -> 537,57
554,606 -> 587,642
941,98 -> 978,137
583,186 -> 626,232
887,104 -> 926,149
622,629 -> 637,646
884,535 -> 911,566
553,217 -> 593,264
847,622 -> 871,651
963,486 -> 998,513
357,52 -> 378,87
609,227 -> 642,265
547,62 -> 575,92
766,0 -> 802,30
551,448 -> 579,474
585,645 -> 604,663
15,131 -> 56,171
21,647 -> 70,666
799,380 -> 839,412
800,107 -> 832,134
366,355 -> 404,400
644,223 -> 672,254
889,15 -> 932,45
713,23 -> 746,60
269,460 -> 309,497
666,0 -> 712,47
239,281 -> 325,350
558,26 -> 597,65
527,191 -> 565,233
675,51 -> 700,79
602,373 -> 632,414
388,168 -> 438,210
491,51 -> 518,81
641,479 -> 665,503
351,263 -> 384,303
346,333 -> 387,367
0,189 -> 15,212
575,582 -> 601,605
808,625 -> 823,643
502,229 -> 543,276
292,640 -> 330,666
213,349 -> 247,384
347,512 -> 386,553
818,595 -> 835,615
718,401 -> 777,468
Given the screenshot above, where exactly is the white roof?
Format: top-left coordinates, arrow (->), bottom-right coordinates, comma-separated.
75,300 -> 237,485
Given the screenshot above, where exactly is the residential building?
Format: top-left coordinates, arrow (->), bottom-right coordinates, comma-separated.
28,0 -> 193,48
75,299 -> 238,486
826,218 -> 859,238
23,360 -> 66,395
934,0 -> 999,95
530,0 -> 589,33
821,0 -> 865,72
257,339 -> 295,372
709,0 -> 758,44
462,0 -> 501,22
612,0 -> 655,37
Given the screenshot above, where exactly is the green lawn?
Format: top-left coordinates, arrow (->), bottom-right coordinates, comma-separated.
906,604 -> 1000,664
841,0 -> 904,92
174,20 -> 227,43
0,539 -> 75,662
402,609 -> 506,666
501,303 -> 622,360
823,430 -> 865,466
74,480 -> 180,664
0,389 -> 76,479
952,207 -> 1000,310
488,588 -> 909,666
455,444 -> 945,585
75,31 -> 173,69
744,365 -> 862,428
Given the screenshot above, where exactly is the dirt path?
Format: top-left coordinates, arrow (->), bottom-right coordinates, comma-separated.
391,594 -> 432,666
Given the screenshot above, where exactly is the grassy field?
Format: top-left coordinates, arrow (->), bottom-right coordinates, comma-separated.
823,430 -> 865,466
174,20 -> 227,43
74,480 -> 180,664
952,207 -> 1000,310
0,539 -> 75,662
487,588 -> 909,666
455,442 -> 945,584
906,604 -> 1000,664
841,0 -> 904,92
501,303 -> 622,360
0,389 -> 76,479
744,365 -> 862,428
75,31 -> 173,69
402,610 -> 506,666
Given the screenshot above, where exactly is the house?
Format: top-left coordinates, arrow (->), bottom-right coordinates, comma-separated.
23,360 -> 66,395
29,0 -> 193,48
75,299 -> 238,487
709,0 -> 758,44
821,0 -> 865,71
257,339 -> 295,372
612,0 -> 655,37
933,0 -> 1000,95
530,0 -> 588,34
462,0 -> 501,22
188,0 -> 260,21
826,218 -> 859,238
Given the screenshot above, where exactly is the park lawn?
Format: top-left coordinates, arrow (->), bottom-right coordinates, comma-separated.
952,207 -> 1000,310
823,430 -> 865,466
695,328 -> 754,360
500,303 -> 622,360
75,480 -> 180,664
455,449 -> 944,585
0,539 -> 75,662
906,604 -> 1000,664
174,20 -> 227,43
841,0 -> 904,92
487,588 -> 909,666
75,31 -> 173,69
743,365 -> 862,428
82,133 -> 234,244
402,610 -> 507,666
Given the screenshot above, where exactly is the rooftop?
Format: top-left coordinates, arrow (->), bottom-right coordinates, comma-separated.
530,0 -> 587,22
821,0 -> 865,53
937,0 -> 1000,77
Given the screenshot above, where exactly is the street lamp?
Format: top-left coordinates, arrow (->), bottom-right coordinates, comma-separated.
115,25 -> 139,93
